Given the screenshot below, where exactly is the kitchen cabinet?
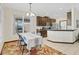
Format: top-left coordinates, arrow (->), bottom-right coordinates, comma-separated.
37,16 -> 56,26
37,16 -> 56,37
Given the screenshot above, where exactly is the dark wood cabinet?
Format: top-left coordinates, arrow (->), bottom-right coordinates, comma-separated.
37,16 -> 42,26
36,16 -> 56,37
42,16 -> 48,26
37,16 -> 48,26
37,16 -> 56,26
48,18 -> 56,26
37,28 -> 47,37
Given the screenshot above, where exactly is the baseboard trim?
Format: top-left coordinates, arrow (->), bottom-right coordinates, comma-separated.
4,40 -> 18,43
47,39 -> 78,44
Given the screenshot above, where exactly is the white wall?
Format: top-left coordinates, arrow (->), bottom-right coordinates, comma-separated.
66,8 -> 79,30
71,8 -> 79,29
1,7 -> 21,41
0,6 -> 4,52
74,8 -> 79,29
2,7 -> 14,41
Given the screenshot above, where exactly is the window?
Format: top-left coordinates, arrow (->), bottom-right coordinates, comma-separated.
14,16 -> 30,33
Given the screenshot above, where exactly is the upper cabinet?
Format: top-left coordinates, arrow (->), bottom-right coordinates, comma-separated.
37,16 -> 56,26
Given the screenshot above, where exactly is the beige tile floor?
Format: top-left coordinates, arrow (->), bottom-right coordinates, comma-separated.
43,38 -> 79,55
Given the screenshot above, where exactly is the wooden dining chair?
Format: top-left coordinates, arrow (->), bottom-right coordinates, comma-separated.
17,33 -> 28,54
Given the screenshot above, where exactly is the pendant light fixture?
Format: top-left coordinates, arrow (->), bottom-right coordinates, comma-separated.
26,3 -> 35,17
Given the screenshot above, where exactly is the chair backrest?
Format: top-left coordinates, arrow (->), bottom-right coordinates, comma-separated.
17,33 -> 27,45
17,33 -> 23,40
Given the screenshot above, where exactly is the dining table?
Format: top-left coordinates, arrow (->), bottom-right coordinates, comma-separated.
20,32 -> 43,50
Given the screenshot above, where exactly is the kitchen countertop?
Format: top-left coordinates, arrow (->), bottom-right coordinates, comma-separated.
47,29 -> 76,31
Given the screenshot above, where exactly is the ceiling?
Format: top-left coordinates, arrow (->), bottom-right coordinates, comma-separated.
1,3 -> 79,19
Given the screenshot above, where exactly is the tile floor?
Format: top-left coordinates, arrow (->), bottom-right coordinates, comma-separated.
43,38 -> 79,55
1,37 -> 79,55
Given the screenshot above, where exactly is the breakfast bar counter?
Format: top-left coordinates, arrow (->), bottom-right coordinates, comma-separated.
47,29 -> 78,43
